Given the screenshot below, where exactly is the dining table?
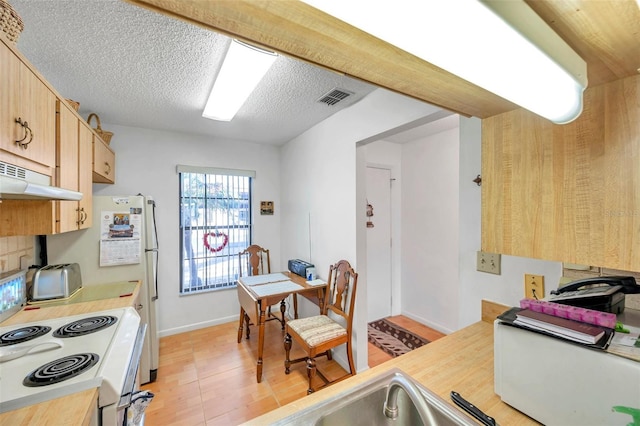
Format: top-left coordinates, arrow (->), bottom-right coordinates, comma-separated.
236,271 -> 327,383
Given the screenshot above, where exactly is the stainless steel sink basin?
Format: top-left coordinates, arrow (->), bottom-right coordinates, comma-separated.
272,368 -> 480,425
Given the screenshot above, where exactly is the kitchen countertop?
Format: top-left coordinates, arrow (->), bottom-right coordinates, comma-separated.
27,281 -> 139,308
0,281 -> 141,426
1,281 -> 141,327
245,299 -> 541,425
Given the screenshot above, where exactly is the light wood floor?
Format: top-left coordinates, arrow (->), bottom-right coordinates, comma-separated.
141,315 -> 445,425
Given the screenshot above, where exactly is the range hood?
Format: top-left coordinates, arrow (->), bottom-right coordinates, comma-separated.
0,161 -> 83,201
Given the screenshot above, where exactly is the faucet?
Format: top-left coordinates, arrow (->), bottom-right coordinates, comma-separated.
384,375 -> 439,425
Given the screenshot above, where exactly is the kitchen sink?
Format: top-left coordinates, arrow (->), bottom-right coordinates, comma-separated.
272,368 -> 480,425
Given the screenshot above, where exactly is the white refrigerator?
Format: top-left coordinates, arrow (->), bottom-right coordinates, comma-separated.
46,195 -> 159,384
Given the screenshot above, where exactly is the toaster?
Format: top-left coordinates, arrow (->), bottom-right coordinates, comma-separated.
32,263 -> 82,300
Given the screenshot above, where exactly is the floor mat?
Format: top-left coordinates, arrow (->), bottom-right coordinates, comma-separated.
367,318 -> 430,357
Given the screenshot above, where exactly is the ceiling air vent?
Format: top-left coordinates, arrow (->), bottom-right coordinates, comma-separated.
317,88 -> 354,106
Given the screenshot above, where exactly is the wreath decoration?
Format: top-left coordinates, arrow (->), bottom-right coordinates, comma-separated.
203,232 -> 228,253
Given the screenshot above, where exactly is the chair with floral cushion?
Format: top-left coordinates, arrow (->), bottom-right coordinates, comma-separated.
284,259 -> 358,394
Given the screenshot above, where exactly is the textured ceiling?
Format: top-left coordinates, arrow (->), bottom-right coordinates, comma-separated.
9,0 -> 381,146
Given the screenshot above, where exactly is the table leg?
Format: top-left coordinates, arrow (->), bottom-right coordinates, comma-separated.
279,300 -> 286,330
245,313 -> 251,339
317,288 -> 325,313
237,307 -> 245,343
293,294 -> 299,319
256,304 -> 267,383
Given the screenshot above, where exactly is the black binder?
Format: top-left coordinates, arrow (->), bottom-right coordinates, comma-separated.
497,307 -> 614,350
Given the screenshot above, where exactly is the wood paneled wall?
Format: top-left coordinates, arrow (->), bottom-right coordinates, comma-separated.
482,74 -> 640,271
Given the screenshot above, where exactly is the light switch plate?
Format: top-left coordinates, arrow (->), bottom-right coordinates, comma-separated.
477,251 -> 501,275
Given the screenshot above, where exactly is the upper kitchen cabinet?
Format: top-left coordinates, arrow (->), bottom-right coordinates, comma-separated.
93,135 -> 115,184
0,34 -> 56,176
482,74 -> 640,271
57,100 -> 93,232
0,101 -> 94,236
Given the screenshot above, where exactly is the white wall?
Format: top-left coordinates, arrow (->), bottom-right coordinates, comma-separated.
93,124 -> 282,336
281,88 -> 440,372
400,122 -> 461,333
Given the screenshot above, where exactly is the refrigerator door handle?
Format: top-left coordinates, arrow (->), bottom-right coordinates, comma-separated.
145,248 -> 159,301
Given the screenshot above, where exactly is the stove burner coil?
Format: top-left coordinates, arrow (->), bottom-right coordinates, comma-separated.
0,326 -> 51,346
23,353 -> 99,387
53,315 -> 118,338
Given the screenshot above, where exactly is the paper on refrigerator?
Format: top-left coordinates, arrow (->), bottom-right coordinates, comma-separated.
99,209 -> 143,266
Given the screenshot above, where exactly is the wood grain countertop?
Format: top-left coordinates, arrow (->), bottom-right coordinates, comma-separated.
245,300 -> 540,425
0,281 -> 141,425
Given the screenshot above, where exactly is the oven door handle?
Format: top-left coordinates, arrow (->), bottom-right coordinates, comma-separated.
118,324 -> 147,409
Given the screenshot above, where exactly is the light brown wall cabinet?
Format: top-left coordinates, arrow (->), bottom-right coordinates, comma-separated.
0,34 -> 109,237
0,103 -> 95,236
93,136 -> 115,184
57,101 -> 93,232
1,36 -> 56,176
482,74 -> 640,271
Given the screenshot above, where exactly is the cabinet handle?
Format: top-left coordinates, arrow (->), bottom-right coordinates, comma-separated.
77,208 -> 87,225
104,162 -> 111,175
15,117 -> 34,149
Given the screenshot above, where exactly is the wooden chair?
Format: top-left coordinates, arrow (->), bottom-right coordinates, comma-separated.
284,259 -> 358,394
237,244 -> 287,340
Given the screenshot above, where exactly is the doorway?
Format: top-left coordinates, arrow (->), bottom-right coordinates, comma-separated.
366,166 -> 392,322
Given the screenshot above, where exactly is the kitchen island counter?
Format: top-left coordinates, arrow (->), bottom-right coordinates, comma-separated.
246,300 -> 540,425
0,281 -> 141,425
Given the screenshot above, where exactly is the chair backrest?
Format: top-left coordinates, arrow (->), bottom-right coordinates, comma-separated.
238,244 -> 271,276
323,260 -> 358,329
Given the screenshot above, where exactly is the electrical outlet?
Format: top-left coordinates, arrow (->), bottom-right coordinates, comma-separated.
477,251 -> 501,275
524,274 -> 545,299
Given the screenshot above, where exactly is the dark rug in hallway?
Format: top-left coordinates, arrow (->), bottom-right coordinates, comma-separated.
367,318 -> 430,357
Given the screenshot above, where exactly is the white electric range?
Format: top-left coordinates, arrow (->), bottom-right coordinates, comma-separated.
0,307 -> 145,425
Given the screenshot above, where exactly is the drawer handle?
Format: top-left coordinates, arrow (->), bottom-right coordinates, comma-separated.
15,117 -> 34,149
104,162 -> 111,175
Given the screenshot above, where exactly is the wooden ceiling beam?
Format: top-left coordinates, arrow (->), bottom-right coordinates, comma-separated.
525,0 -> 640,87
125,0 -> 517,119
126,0 -> 640,119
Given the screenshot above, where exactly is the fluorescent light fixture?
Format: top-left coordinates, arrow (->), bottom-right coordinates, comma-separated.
302,0 -> 587,124
203,40 -> 277,121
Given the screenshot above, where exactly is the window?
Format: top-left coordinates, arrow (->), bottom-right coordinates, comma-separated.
178,166 -> 254,294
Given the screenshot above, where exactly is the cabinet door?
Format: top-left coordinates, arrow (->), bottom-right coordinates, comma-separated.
481,75 -> 640,271
93,136 -> 115,183
0,39 -> 56,174
57,101 -> 80,234
0,41 -> 21,159
78,122 -> 93,229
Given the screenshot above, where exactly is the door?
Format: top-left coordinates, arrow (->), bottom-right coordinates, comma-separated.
366,166 -> 392,321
